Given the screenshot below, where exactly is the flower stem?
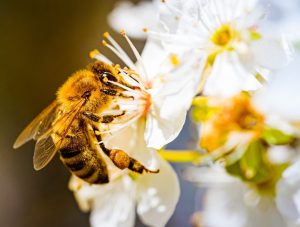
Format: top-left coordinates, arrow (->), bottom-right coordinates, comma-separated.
159,150 -> 205,163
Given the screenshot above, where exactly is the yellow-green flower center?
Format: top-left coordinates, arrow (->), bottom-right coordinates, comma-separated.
211,25 -> 235,47
200,93 -> 265,153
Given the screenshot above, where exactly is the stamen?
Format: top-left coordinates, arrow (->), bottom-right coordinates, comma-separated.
102,40 -> 137,71
89,49 -> 113,64
103,32 -> 136,69
170,54 -> 180,66
120,30 -> 149,81
118,69 -> 147,91
106,80 -> 142,96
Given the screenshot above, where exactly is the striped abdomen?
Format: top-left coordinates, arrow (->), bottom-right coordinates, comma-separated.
60,144 -> 109,184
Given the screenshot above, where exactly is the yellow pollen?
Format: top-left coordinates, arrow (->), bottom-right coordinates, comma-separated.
143,27 -> 148,33
103,32 -> 110,38
170,54 -> 180,66
114,64 -> 121,70
211,25 -> 234,47
89,49 -> 100,59
102,40 -> 108,46
120,29 -> 126,37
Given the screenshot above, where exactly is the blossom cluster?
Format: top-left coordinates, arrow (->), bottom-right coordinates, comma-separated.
69,0 -> 300,226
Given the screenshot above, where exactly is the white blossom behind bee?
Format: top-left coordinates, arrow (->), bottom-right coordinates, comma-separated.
146,0 -> 293,97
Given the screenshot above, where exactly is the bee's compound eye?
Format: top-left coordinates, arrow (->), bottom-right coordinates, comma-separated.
100,72 -> 118,84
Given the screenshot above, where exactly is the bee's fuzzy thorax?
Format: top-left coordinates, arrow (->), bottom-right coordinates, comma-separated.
56,69 -> 111,113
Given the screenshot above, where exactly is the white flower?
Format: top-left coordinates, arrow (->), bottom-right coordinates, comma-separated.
148,0 -> 292,96
276,160 -> 300,225
184,167 -> 293,227
260,0 -> 300,47
202,181 -> 290,227
253,56 -> 300,135
108,0 -> 158,40
92,32 -> 205,169
197,55 -> 300,156
69,154 -> 180,227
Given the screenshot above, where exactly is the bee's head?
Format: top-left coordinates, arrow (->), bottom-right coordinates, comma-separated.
57,70 -> 99,106
87,61 -> 123,88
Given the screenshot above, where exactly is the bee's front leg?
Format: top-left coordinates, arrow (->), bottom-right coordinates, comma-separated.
82,111 -> 125,123
100,89 -> 134,99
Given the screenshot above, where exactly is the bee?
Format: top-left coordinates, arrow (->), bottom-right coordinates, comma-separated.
13,61 -> 158,184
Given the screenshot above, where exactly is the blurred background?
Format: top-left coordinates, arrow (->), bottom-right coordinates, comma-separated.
0,0 -> 198,226
1,0 -> 300,226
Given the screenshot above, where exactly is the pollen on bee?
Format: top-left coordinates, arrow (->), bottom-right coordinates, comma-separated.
94,130 -> 101,136
89,49 -> 100,59
114,64 -> 121,70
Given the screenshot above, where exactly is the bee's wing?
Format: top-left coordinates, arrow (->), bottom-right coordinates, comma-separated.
13,101 -> 58,149
33,99 -> 86,170
33,133 -> 57,170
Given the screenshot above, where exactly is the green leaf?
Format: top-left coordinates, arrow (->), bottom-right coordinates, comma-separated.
226,140 -> 271,184
256,163 -> 289,196
262,127 -> 294,145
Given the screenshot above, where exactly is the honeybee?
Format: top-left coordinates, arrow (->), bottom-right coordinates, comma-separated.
13,61 -> 158,184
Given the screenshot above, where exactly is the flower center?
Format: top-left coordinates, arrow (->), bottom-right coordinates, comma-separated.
140,91 -> 152,117
97,67 -> 153,135
211,25 -> 235,47
201,93 -> 265,152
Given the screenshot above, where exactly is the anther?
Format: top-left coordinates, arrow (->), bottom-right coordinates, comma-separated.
120,29 -> 126,37
103,32 -> 110,38
102,40 -> 108,46
89,49 -> 100,59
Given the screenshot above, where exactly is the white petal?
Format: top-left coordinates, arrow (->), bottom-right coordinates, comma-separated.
253,56 -> 300,122
108,1 -> 158,40
182,165 -> 237,186
251,35 -> 293,70
145,52 -> 205,149
90,177 -> 136,227
70,176 -> 136,227
105,122 -> 159,171
204,52 -> 261,97
136,154 -> 180,227
141,39 -> 170,80
201,180 -> 287,227
276,161 -> 300,224
201,183 -> 248,227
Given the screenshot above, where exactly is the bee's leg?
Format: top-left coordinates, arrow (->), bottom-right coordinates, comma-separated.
100,89 -> 134,99
94,131 -> 159,174
83,111 -> 125,123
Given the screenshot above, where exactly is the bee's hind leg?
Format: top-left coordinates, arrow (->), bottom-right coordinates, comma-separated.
94,131 -> 159,174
